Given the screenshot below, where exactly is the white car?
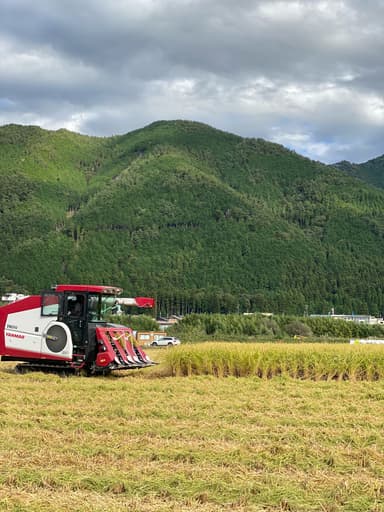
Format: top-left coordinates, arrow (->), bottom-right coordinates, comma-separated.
1,292 -> 27,302
151,336 -> 181,347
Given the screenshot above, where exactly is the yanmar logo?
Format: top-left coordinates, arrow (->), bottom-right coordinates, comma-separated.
6,332 -> 25,339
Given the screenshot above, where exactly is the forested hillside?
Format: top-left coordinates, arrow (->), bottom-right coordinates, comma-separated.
334,155 -> 384,189
1,121 -> 384,316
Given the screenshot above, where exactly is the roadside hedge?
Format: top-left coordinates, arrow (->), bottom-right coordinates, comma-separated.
168,313 -> 384,341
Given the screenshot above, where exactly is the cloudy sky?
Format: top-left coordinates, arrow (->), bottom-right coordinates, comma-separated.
1,0 -> 383,164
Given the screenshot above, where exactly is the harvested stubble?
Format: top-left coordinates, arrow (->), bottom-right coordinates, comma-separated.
163,342 -> 384,380
1,361 -> 384,511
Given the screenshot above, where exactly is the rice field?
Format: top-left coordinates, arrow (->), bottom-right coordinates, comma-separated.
1,343 -> 384,511
162,342 -> 384,380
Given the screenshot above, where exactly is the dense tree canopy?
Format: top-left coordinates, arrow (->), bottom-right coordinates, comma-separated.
0,120 -> 383,316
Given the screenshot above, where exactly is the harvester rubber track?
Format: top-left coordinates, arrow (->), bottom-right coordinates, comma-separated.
15,362 -> 77,376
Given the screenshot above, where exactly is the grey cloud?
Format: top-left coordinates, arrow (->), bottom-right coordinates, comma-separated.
1,0 -> 378,80
0,0 -> 383,163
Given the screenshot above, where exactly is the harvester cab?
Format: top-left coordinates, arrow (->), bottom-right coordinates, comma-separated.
0,284 -> 156,374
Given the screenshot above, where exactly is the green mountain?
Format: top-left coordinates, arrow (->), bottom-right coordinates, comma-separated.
1,120 -> 384,316
333,156 -> 384,189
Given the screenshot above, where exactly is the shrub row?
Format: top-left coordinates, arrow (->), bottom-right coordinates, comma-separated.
169,313 -> 384,341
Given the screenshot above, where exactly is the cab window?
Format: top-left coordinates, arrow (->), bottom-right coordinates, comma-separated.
88,294 -> 101,321
42,293 -> 59,316
66,294 -> 85,317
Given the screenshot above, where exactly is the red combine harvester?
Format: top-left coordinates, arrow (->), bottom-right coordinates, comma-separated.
0,284 -> 156,374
